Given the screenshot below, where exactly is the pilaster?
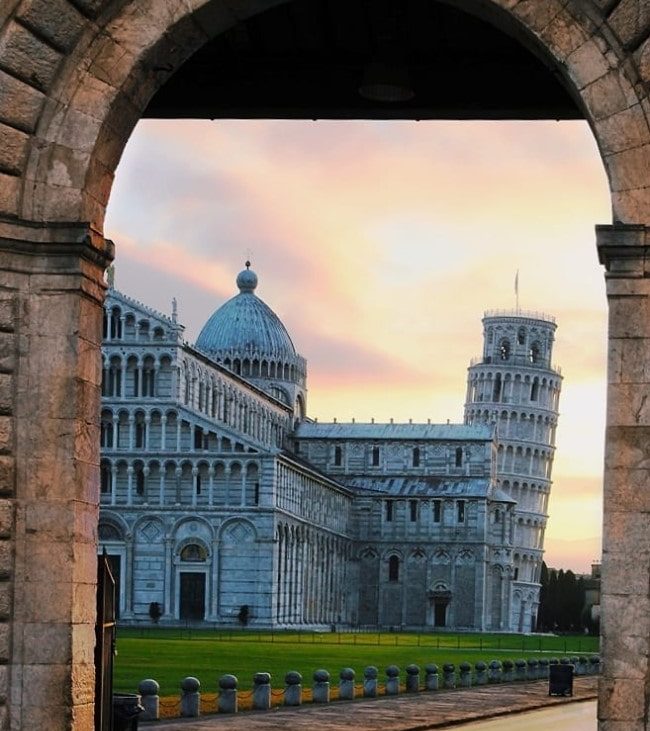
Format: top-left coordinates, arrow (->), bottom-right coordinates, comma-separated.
597,224 -> 650,729
0,217 -> 113,730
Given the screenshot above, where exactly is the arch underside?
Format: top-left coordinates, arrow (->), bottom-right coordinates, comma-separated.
0,0 -> 647,229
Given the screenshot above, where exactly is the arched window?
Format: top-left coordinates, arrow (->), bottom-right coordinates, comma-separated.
499,338 -> 511,360
135,466 -> 145,496
180,544 -> 207,562
409,500 -> 418,522
135,420 -> 146,449
100,420 -> 113,448
107,359 -> 121,397
493,373 -> 502,402
142,358 -> 155,397
457,500 -> 466,523
110,307 -> 122,339
194,426 -> 205,450
432,500 -> 441,523
385,500 -> 393,522
455,447 -> 463,468
530,378 -> 539,401
517,327 -> 526,345
412,447 -> 420,467
529,341 -> 541,363
100,463 -> 111,494
388,555 -> 399,582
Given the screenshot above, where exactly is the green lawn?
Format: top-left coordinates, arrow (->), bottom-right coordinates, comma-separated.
113,628 -> 599,696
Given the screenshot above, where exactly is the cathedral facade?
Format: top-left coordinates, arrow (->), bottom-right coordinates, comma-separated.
99,264 -> 561,632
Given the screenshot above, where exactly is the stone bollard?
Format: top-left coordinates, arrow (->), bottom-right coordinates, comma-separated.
405,664 -> 420,693
576,657 -> 588,676
138,679 -> 160,721
488,660 -> 502,683
385,665 -> 400,696
363,666 -> 378,698
442,663 -> 455,689
339,668 -> 355,700
590,656 -> 600,674
284,671 -> 302,706
253,672 -> 271,711
424,664 -> 439,691
515,659 -> 527,681
218,674 -> 238,714
502,659 -> 514,683
313,669 -> 330,703
538,659 -> 549,679
475,661 -> 487,685
527,659 -> 539,680
181,677 -> 200,718
459,662 -> 472,688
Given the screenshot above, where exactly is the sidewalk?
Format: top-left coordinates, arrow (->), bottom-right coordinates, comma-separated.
145,676 -> 598,731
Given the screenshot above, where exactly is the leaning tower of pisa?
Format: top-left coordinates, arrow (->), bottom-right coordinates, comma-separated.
464,310 -> 562,632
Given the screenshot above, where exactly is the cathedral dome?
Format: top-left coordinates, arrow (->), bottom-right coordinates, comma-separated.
196,263 -> 297,360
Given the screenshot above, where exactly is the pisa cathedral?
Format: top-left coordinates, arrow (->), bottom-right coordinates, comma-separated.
99,263 -> 561,632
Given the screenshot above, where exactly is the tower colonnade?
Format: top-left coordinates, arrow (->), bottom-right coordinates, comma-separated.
464,311 -> 562,632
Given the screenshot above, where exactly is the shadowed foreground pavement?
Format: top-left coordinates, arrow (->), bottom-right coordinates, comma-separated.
146,676 -> 597,730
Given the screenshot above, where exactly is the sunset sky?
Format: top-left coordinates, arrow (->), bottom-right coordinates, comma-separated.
105,118 -> 611,573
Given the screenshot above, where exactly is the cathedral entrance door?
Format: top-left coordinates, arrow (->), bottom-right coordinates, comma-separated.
180,573 -> 206,621
434,602 -> 447,628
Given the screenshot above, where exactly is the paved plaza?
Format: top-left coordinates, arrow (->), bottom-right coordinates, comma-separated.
453,701 -> 596,730
146,677 -> 597,731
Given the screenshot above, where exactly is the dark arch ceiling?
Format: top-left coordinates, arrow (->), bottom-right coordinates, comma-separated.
144,0 -> 582,121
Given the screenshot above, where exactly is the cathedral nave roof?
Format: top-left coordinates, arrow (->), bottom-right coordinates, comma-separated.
294,422 -> 494,441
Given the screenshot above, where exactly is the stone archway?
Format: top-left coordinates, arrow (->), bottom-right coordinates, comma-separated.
0,1 -> 648,728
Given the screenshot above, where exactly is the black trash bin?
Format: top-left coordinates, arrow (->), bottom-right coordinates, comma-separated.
548,664 -> 574,697
113,693 -> 144,731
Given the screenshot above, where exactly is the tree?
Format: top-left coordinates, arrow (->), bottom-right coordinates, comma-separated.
537,564 -> 587,633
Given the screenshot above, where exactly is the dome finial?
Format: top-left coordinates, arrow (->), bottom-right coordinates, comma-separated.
236,263 -> 258,293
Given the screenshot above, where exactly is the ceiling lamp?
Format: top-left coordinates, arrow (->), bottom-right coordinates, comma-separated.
359,59 -> 415,103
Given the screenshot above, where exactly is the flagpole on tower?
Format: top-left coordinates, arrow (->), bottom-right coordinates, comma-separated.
515,270 -> 519,313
